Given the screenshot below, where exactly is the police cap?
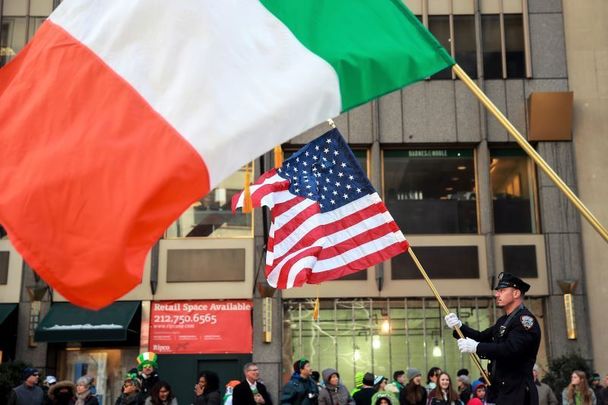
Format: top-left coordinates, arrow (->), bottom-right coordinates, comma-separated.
494,272 -> 530,293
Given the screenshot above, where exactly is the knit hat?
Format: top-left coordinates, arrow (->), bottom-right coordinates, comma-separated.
471,380 -> 486,392
44,375 -> 57,385
293,358 -> 309,372
457,375 -> 470,384
76,376 -> 93,388
363,372 -> 375,386
226,380 -> 241,389
123,377 -> 141,390
22,367 -> 39,380
126,368 -> 139,380
406,368 -> 421,381
137,352 -> 159,371
374,375 -> 386,386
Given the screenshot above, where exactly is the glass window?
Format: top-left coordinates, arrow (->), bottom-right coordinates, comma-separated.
0,225 -> 7,240
165,165 -> 253,238
504,14 -> 525,78
490,149 -> 537,233
383,149 -> 477,234
453,15 -> 478,79
0,251 -> 8,284
392,246 -> 479,279
481,14 -> 502,79
61,348 -> 139,405
1,17 -> 27,68
502,245 -> 538,277
428,16 -> 452,80
283,298 -> 547,386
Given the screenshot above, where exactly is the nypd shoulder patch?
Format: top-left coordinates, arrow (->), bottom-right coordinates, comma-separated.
520,315 -> 535,330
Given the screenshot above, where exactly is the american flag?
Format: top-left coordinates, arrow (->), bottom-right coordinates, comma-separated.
232,129 -> 409,288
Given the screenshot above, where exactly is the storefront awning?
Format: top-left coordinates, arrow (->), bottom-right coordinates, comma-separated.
0,303 -> 17,325
35,301 -> 139,342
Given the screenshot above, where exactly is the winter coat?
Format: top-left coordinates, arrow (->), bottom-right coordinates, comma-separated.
48,381 -> 76,405
144,398 -> 178,405
318,369 -> 354,405
371,391 -> 399,405
69,393 -> 99,405
281,373 -> 319,405
139,372 -> 160,398
194,389 -> 222,405
427,389 -> 463,405
115,392 -> 145,405
561,387 -> 596,405
399,383 -> 427,405
534,381 -> 557,405
353,387 -> 375,405
233,380 -> 273,405
455,306 -> 541,405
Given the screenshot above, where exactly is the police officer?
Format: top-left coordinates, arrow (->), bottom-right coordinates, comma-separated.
444,272 -> 541,405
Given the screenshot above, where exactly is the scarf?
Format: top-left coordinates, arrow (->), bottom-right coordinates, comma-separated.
75,389 -> 91,405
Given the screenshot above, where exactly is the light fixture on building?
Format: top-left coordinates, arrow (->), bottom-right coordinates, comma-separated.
558,279 -> 578,340
372,335 -> 381,350
432,339 -> 442,357
257,282 -> 276,343
353,346 -> 362,361
381,316 -> 391,334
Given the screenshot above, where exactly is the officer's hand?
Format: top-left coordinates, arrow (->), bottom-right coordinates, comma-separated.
457,337 -> 479,353
444,313 -> 462,329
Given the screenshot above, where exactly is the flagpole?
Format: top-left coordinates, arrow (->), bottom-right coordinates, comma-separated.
452,64 -> 608,244
408,247 -> 491,386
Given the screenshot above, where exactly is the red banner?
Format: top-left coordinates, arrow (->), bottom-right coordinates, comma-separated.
149,300 -> 252,354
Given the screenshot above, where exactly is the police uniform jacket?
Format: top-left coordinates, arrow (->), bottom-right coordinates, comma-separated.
454,306 -> 541,405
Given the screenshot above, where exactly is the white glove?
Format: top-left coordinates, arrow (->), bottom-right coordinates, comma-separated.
458,338 -> 479,353
444,313 -> 462,329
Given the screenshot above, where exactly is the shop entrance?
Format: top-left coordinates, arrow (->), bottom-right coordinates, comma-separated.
159,353 -> 252,403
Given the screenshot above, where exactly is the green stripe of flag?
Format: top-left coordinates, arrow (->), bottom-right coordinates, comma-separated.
260,0 -> 455,111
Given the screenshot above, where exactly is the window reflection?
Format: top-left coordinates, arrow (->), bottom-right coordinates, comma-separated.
283,298 -> 540,387
1,17 -> 27,68
428,16 -> 452,80
454,15 -> 478,79
165,165 -> 253,238
504,14 -> 526,78
490,150 -> 537,233
481,14 -> 502,79
383,149 -> 477,234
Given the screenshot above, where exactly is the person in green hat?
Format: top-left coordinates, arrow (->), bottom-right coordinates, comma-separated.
137,352 -> 160,399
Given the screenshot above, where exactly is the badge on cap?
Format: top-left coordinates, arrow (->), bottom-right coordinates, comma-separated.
520,315 -> 534,330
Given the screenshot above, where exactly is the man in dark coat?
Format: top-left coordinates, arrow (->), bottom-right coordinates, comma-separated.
136,352 -> 160,398
8,367 -> 44,405
445,272 -> 541,405
233,362 -> 273,405
281,359 -> 319,405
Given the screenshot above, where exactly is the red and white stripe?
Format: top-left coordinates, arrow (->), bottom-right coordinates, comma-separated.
233,173 -> 409,288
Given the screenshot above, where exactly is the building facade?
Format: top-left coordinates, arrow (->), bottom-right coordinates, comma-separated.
1,0 -> 606,404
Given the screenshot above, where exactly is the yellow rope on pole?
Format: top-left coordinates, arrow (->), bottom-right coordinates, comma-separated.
408,247 -> 491,386
452,64 -> 608,243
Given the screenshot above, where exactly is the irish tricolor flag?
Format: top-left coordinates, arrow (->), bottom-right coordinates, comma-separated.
0,0 -> 453,309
